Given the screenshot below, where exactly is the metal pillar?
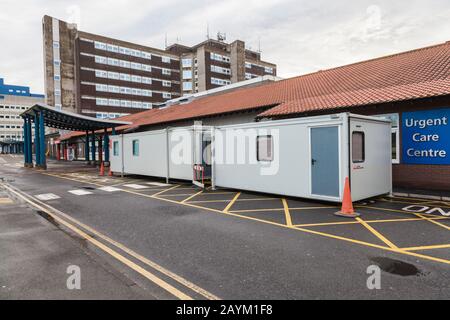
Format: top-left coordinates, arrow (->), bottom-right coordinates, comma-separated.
39,112 -> 46,169
34,113 -> 41,167
104,129 -> 110,163
91,131 -> 96,165
85,131 -> 90,163
98,136 -> 103,163
26,117 -> 33,167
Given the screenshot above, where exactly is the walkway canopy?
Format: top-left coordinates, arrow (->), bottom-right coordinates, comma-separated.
20,103 -> 131,169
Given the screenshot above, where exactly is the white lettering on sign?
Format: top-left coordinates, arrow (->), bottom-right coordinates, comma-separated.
406,148 -> 447,158
404,117 -> 448,129
402,205 -> 450,216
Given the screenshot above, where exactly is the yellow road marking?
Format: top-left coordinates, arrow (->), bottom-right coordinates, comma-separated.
181,190 -> 203,203
230,206 -> 336,213
294,216 -> 449,228
152,185 -> 180,197
223,192 -> 241,213
356,205 -> 444,218
413,213 -> 450,231
282,198 -> 293,226
3,184 -> 193,300
39,172 -> 450,266
380,198 -> 450,208
0,197 -> 14,204
188,199 -> 231,203
161,193 -> 202,197
401,243 -> 450,251
356,217 -> 398,249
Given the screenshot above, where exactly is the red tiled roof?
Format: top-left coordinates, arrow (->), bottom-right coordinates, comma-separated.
61,41 -> 449,141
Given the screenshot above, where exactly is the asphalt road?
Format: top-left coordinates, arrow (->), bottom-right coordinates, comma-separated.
1,155 -> 449,299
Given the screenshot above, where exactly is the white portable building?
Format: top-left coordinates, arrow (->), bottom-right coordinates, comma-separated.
110,113 -> 392,202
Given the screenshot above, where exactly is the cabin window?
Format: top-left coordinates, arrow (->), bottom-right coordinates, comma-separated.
113,141 -> 119,156
352,131 -> 365,163
132,139 -> 139,156
374,113 -> 399,164
257,135 -> 273,162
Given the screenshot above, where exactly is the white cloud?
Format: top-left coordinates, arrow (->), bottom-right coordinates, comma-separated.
0,0 -> 448,93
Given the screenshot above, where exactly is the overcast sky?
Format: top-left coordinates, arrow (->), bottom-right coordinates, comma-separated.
0,0 -> 449,94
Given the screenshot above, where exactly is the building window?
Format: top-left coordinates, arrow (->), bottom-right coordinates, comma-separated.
264,66 -> 273,74
257,135 -> 273,162
54,60 -> 61,67
162,81 -> 171,87
162,68 -> 171,75
54,75 -> 61,81
183,82 -> 192,91
182,70 -> 192,79
182,58 -> 192,68
352,131 -> 365,163
374,113 -> 399,164
53,41 -> 60,48
162,56 -> 171,63
163,92 -> 171,99
113,141 -> 119,156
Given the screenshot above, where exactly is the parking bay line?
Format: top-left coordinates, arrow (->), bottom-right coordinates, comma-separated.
282,198 -> 293,227
400,243 -> 450,251
412,213 -> 450,231
293,216 -> 449,228
181,190 -> 203,203
223,192 -> 241,213
5,182 -> 220,300
39,172 -> 450,266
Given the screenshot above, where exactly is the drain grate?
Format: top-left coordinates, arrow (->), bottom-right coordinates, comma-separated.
370,257 -> 423,276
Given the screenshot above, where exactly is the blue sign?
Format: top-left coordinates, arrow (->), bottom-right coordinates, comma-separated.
402,108 -> 450,165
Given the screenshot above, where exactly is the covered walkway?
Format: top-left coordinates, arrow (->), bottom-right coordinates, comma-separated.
21,104 -> 131,169
0,139 -> 23,154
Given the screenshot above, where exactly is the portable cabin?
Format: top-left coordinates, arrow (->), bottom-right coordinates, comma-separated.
110,113 -> 392,202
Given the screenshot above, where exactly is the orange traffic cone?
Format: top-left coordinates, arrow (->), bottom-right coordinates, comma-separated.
99,162 -> 105,176
334,177 -> 360,218
108,166 -> 113,177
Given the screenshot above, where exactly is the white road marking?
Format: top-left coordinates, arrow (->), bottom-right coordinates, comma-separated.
35,193 -> 61,201
146,182 -> 171,187
123,184 -> 148,189
68,189 -> 93,196
98,186 -> 122,192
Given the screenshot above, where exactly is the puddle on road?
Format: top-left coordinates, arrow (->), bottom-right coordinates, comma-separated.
370,257 -> 423,276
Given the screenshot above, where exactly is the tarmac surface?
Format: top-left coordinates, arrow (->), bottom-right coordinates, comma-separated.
0,154 -> 449,299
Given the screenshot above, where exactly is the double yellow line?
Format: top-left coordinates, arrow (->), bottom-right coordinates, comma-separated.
2,183 -> 219,301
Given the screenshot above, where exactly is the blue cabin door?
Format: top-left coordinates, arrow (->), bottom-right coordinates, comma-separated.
311,126 -> 340,197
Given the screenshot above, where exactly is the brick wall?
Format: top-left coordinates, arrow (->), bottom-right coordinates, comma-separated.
393,164 -> 450,190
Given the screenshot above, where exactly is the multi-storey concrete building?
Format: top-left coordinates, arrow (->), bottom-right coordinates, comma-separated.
43,15 -> 182,119
0,77 -> 45,151
166,39 -> 276,95
43,16 -> 278,118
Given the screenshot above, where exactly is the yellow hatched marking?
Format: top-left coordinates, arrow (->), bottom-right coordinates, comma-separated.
152,185 -> 180,196
413,213 -> 450,231
282,198 -> 293,226
223,192 -> 241,213
356,217 -> 398,249
294,216 -> 449,228
230,206 -> 335,213
38,173 -> 450,266
402,243 -> 450,251
181,190 -> 203,203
